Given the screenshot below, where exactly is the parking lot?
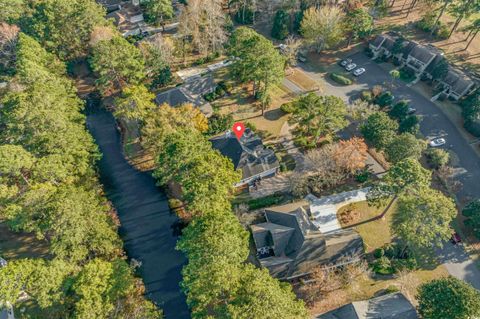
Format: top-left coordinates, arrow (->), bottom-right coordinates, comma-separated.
299,51 -> 480,202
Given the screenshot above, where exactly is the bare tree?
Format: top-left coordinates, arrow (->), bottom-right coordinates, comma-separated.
89,26 -> 116,46
178,0 -> 227,56
284,35 -> 302,68
0,23 -> 19,72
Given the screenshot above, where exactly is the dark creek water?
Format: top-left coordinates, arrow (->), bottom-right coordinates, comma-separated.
86,101 -> 189,319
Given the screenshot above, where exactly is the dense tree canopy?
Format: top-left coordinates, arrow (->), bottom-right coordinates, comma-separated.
393,187 -> 456,257
0,33 -> 158,318
300,6 -> 345,52
344,8 -> 374,46
289,93 -> 348,144
229,27 -> 285,113
90,36 -> 146,94
417,277 -> 480,319
361,112 -> 399,150
21,0 -> 108,60
463,199 -> 480,238
385,133 -> 426,163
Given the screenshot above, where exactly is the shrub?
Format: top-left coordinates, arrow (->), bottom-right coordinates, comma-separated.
385,285 -> 400,294
464,119 -> 480,137
281,102 -> 297,113
374,248 -> 385,258
375,91 -> 394,107
399,67 -> 416,82
218,81 -> 233,94
207,113 -> 234,136
330,73 -> 352,85
234,8 -> 254,24
247,193 -> 285,210
360,90 -> 373,102
425,148 -> 450,169
355,169 -> 370,183
435,24 -> 450,40
373,256 -> 394,275
245,121 -> 257,131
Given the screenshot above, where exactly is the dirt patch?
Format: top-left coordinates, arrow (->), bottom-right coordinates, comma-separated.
0,221 -> 50,260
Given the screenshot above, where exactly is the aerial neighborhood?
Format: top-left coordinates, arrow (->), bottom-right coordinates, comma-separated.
1,0 -> 480,319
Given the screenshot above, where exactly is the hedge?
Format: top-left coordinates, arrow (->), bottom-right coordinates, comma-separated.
330,73 -> 352,85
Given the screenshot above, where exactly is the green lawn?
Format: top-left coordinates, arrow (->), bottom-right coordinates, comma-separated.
338,201 -> 396,252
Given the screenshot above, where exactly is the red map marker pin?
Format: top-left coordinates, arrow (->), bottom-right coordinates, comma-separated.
232,122 -> 245,139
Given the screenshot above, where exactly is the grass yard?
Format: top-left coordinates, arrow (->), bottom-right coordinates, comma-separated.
0,220 -> 49,260
214,83 -> 295,141
338,201 -> 396,253
287,69 -> 321,92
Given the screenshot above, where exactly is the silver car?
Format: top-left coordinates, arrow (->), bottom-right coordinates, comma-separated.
345,63 -> 357,71
429,138 -> 446,147
353,68 -> 366,76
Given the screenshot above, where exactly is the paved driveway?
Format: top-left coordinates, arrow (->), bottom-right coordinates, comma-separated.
297,52 -> 480,288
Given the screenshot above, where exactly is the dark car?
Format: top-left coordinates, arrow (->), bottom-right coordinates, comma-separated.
450,232 -> 462,245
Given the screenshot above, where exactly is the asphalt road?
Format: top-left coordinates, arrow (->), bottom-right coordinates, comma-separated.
86,103 -> 190,319
297,52 -> 480,288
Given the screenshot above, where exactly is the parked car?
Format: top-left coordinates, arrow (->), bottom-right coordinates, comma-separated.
429,138 -> 446,147
450,232 -> 462,245
353,68 -> 366,76
407,107 -> 417,114
0,257 -> 7,268
340,58 -> 352,67
345,63 -> 357,71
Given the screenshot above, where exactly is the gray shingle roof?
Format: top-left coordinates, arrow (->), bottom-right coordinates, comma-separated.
251,201 -> 364,279
371,35 -> 386,49
210,129 -> 279,183
408,44 -> 438,64
443,67 -> 475,95
316,292 -> 418,319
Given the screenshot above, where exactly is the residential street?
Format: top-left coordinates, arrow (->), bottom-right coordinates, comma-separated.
296,51 -> 480,288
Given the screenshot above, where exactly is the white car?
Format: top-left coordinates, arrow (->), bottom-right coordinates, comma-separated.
340,58 -> 352,67
0,257 -> 6,268
353,68 -> 366,76
407,107 -> 417,114
429,138 -> 446,147
345,63 -> 357,71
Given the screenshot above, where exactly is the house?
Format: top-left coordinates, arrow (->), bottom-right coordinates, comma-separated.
369,34 -> 397,58
155,75 -> 215,117
105,0 -> 146,37
210,129 -> 280,187
250,201 -> 363,280
316,292 -> 418,319
437,67 -> 476,100
404,43 -> 440,76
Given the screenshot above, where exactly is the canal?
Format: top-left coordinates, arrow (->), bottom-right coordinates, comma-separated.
86,102 -> 189,319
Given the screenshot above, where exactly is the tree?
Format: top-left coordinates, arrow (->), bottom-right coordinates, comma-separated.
368,158 -> 432,203
430,57 -> 449,80
227,264 -> 308,318
462,199 -> 480,238
344,8 -> 374,46
139,34 -> 174,88
283,35 -> 302,68
141,103 -> 208,157
229,27 -> 285,115
290,93 -> 348,144
399,115 -> 420,134
448,0 -> 480,38
272,9 -> 290,40
22,0 -> 108,60
114,84 -> 156,121
385,133 -> 426,163
0,23 -> 19,74
90,36 -> 145,94
300,6 -> 345,52
347,99 -> 379,121
333,137 -> 368,175
389,70 -> 400,88
464,18 -> 480,50
361,112 -> 399,150
0,0 -> 30,24
142,0 -> 174,30
178,0 -> 227,56
425,148 -> 449,168
393,187 -> 456,257
417,277 -> 480,319
388,100 -> 410,121
431,0 -> 453,34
